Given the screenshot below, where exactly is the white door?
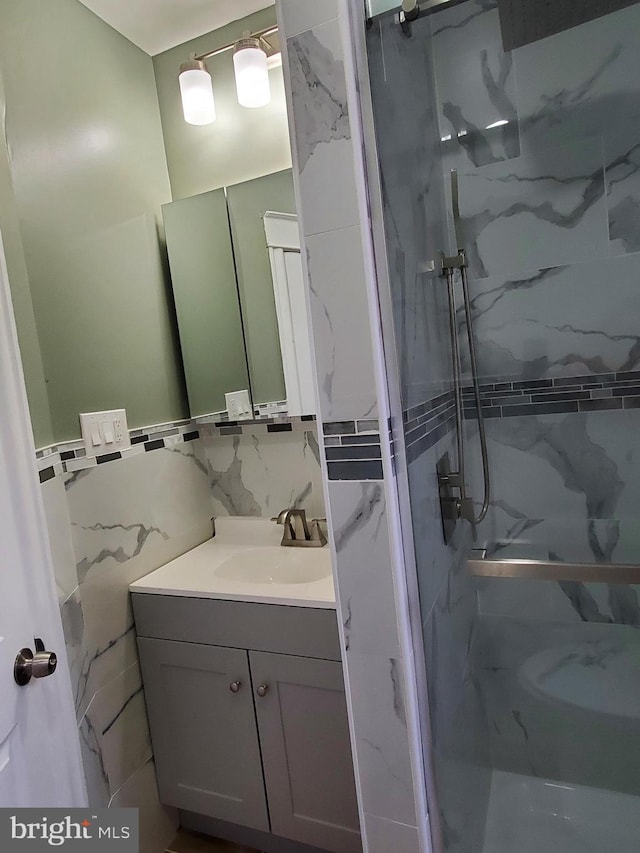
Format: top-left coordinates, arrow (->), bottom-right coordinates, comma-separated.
0,230 -> 86,807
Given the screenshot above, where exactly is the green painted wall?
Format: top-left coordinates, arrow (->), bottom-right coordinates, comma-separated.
0,69 -> 54,448
0,0 -> 188,442
153,8 -> 292,201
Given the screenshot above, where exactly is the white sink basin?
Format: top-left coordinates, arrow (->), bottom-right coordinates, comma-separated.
129,517 -> 336,608
215,547 -> 332,585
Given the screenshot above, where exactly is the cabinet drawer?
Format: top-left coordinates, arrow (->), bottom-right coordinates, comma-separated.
132,593 -> 341,661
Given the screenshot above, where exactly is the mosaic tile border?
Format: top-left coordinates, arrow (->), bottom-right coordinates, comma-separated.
36,419 -> 200,483
463,370 -> 640,419
36,413 -> 316,483
199,414 -> 315,439
403,391 -> 456,464
322,419 -> 383,480
195,399 -> 290,424
395,369 -> 640,468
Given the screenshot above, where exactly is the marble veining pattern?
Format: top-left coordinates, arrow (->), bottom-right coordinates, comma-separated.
432,0 -> 521,168
367,13 -> 452,409
464,257 -> 640,384
286,17 -> 360,238
366,0 -> 640,850
287,28 -> 350,171
329,481 -> 402,657
456,139 -> 608,280
305,226 -> 379,422
479,616 -> 640,794
202,422 -> 325,520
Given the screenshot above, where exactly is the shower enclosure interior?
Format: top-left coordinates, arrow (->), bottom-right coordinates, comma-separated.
364,1 -> 640,851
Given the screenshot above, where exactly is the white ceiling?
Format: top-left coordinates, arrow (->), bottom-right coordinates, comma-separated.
76,0 -> 275,56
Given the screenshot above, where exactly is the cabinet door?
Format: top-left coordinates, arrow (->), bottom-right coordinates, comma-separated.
250,651 -> 361,853
138,638 -> 268,830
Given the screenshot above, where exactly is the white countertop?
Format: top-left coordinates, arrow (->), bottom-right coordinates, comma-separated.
130,517 -> 336,609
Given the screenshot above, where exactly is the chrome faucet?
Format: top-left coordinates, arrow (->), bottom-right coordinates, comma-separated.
271,509 -> 327,547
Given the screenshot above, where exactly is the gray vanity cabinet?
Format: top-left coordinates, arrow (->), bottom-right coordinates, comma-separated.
137,638 -> 269,831
250,651 -> 361,851
133,594 -> 362,853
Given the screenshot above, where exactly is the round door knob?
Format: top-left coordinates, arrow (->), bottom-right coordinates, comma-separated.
229,681 -> 241,693
256,684 -> 269,698
14,647 -> 57,686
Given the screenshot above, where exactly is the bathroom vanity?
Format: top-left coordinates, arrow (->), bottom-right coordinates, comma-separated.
130,518 -> 361,853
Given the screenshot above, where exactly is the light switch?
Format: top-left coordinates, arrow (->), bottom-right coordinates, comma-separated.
80,409 -> 131,457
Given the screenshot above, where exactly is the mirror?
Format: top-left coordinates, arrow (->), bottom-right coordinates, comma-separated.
163,168 -> 315,420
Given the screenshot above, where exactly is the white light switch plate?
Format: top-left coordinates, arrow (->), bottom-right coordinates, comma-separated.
225,390 -> 253,420
80,409 -> 131,457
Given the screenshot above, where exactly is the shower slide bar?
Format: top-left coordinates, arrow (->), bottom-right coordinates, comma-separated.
467,549 -> 640,584
437,169 -> 491,539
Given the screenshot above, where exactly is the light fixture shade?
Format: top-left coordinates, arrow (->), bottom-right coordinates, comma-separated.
233,38 -> 271,108
179,60 -> 216,125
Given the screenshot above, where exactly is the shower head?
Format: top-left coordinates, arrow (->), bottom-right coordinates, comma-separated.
497,0 -> 640,50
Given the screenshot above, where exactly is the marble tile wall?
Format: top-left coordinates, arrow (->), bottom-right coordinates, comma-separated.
478,614 -> 640,797
427,0 -> 640,557
366,13 -> 452,411
200,420 -> 325,519
277,2 -> 429,850
428,0 -> 640,381
39,405 -> 326,853
422,0 -> 640,814
41,440 -> 213,853
367,1 -> 640,849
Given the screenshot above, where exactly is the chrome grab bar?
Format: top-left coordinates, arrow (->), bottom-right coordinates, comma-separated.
467,549 -> 640,584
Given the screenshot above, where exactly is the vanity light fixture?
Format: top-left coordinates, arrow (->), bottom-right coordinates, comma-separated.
233,38 -> 270,108
179,26 -> 280,125
179,59 -> 216,125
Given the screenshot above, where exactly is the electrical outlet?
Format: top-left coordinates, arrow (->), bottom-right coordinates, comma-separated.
225,390 -> 253,420
80,409 -> 131,457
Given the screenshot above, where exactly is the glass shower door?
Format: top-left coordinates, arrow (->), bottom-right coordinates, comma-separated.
365,2 -> 640,851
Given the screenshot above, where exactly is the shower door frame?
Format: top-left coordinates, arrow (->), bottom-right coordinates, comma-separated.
340,2 -> 461,851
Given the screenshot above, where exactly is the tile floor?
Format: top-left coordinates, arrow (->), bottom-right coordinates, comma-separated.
166,828 -> 263,853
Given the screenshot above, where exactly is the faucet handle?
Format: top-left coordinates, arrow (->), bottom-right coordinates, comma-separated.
285,508 -> 310,540
309,518 -> 328,545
